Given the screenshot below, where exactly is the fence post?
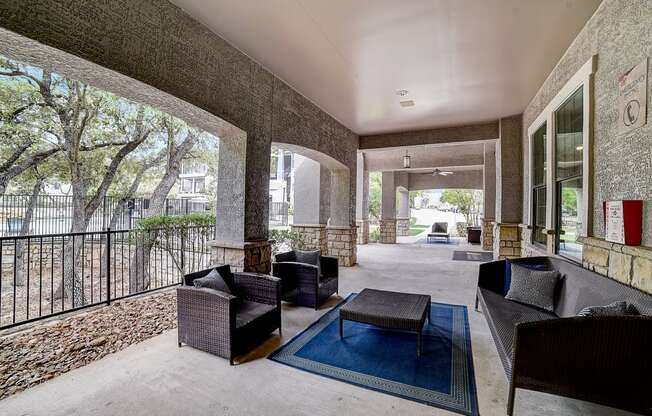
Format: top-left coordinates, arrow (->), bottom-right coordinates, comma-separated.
180,230 -> 186,276
185,199 -> 189,215
106,227 -> 111,305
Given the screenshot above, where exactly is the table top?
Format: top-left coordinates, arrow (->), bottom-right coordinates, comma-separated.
340,288 -> 430,323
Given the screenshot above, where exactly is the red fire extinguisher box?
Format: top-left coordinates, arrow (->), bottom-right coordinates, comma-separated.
603,200 -> 643,246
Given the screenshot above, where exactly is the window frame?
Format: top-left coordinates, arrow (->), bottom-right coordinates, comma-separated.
530,122 -> 547,247
527,56 -> 595,258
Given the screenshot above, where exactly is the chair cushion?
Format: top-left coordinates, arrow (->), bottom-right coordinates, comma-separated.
506,264 -> 559,311
192,265 -> 240,297
235,301 -> 276,328
295,250 -> 320,266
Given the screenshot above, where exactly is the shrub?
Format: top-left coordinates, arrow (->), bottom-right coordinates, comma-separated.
269,229 -> 305,254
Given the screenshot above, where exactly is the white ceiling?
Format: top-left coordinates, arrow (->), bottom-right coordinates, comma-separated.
171,0 -> 601,135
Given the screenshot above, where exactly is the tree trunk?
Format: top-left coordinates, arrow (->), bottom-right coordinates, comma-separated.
14,177 -> 44,286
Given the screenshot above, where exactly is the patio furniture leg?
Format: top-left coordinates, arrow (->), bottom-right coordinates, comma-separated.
178,342 -> 182,348
339,316 -> 343,339
475,295 -> 479,311
417,329 -> 422,357
507,383 -> 515,416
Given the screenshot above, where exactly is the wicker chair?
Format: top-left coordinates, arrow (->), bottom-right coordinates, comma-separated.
177,268 -> 282,365
272,250 -> 338,309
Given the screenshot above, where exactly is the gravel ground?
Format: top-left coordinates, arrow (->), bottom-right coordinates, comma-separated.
0,289 -> 177,400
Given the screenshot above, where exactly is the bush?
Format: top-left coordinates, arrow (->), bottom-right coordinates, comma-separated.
456,222 -> 467,237
269,229 -> 305,254
410,217 -> 417,226
369,227 -> 380,242
135,212 -> 215,231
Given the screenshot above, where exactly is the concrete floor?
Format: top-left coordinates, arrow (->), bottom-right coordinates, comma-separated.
0,242 -> 637,416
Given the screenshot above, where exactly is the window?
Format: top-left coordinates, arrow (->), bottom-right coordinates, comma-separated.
270,150 -> 279,180
555,87 -> 584,261
181,179 -> 193,193
193,178 -> 205,193
531,124 -> 547,245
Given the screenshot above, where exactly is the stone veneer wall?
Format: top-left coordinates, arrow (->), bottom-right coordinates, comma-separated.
481,219 -> 495,251
210,241 -> 272,274
379,219 -> 397,244
291,224 -> 328,254
396,218 -> 410,237
582,237 -> 652,294
493,223 -> 521,260
327,226 -> 357,267
356,220 -> 369,245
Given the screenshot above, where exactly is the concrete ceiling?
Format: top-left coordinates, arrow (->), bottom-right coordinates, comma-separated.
363,142 -> 486,172
171,0 -> 601,135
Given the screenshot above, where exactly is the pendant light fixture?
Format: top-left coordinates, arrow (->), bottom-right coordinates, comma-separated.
403,150 -> 411,169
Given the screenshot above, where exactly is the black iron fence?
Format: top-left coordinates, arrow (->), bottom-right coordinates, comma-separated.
0,194 -> 212,237
269,201 -> 289,226
0,225 -> 214,330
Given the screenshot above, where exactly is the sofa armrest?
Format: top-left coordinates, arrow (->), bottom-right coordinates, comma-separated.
234,272 -> 281,306
176,286 -> 236,337
477,260 -> 507,295
511,316 -> 652,412
320,255 -> 339,279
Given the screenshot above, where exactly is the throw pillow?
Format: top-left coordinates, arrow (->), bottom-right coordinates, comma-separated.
578,300 -> 637,317
505,264 -> 559,311
295,250 -> 320,266
193,269 -> 231,294
214,264 -> 240,297
503,260 -> 548,295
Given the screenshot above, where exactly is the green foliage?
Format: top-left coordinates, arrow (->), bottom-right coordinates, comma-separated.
456,222 -> 468,237
409,190 -> 424,208
369,225 -> 380,242
368,172 -> 382,221
560,188 -> 578,215
440,189 -> 483,225
135,212 -> 215,231
270,229 -> 305,254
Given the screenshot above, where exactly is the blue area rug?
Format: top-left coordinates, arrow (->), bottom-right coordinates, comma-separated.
269,294 -> 479,416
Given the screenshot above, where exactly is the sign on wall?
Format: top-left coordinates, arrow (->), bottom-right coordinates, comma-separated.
618,58 -> 648,135
603,200 -> 643,246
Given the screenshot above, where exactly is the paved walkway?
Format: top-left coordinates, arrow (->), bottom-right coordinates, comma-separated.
0,242 -> 636,416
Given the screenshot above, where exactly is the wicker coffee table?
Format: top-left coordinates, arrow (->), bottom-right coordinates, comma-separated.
339,288 -> 431,356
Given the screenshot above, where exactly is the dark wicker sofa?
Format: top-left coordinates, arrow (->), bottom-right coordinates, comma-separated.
177,268 -> 281,365
272,250 -> 338,309
476,256 -> 652,415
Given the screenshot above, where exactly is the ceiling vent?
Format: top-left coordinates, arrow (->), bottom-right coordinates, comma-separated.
400,100 -> 415,107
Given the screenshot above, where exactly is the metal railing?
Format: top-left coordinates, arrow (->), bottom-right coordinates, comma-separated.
269,201 -> 289,226
0,225 -> 214,330
0,194 -> 212,237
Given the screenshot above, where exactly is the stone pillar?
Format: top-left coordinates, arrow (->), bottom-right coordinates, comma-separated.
482,219 -> 494,252
396,187 -> 410,236
379,171 -> 397,244
493,223 -> 522,260
328,170 -> 357,265
494,115 -> 522,257
482,142 -> 496,250
355,152 -> 369,245
291,155 -> 329,252
210,133 -> 272,273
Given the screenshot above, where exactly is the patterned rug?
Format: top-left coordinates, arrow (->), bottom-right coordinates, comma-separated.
414,237 -> 460,245
269,294 -> 479,416
452,250 -> 494,262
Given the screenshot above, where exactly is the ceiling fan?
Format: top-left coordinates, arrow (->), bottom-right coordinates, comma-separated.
432,168 -> 454,176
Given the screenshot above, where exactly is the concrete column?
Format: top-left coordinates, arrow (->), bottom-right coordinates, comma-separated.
396,188 -> 410,236
328,169 -> 357,266
494,115 -> 523,259
291,155 -> 329,253
482,142 -> 496,250
210,133 -> 271,273
356,152 -> 369,244
379,171 -> 397,243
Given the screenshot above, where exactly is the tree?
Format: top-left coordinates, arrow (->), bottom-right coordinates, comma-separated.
368,172 -> 381,221
440,189 -> 483,226
409,190 -> 424,209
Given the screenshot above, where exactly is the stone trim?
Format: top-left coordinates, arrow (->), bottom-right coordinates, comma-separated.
291,224 -> 327,254
481,218 -> 494,251
581,237 -> 652,294
210,240 -> 272,274
379,219 -> 397,244
356,219 -> 369,245
396,217 -> 410,237
327,226 -> 357,267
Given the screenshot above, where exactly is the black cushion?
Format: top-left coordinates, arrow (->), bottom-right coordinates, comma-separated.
235,301 -> 275,328
505,263 -> 559,312
295,250 -> 320,266
192,265 -> 240,297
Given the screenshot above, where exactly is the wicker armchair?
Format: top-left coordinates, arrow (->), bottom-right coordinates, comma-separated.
177,268 -> 282,365
272,250 -> 338,309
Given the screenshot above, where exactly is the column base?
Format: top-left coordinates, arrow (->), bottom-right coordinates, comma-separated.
291,224 -> 328,253
396,217 -> 410,237
209,239 -> 272,274
482,218 -> 495,251
327,226 -> 357,267
379,219 -> 397,244
492,223 -> 521,260
356,220 -> 369,245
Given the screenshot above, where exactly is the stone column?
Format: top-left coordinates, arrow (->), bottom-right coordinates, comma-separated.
291,155 -> 329,253
355,152 -> 369,245
482,142 -> 496,250
327,169 -> 357,266
210,133 -> 272,273
493,115 -> 523,259
379,171 -> 397,243
396,188 -> 410,236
